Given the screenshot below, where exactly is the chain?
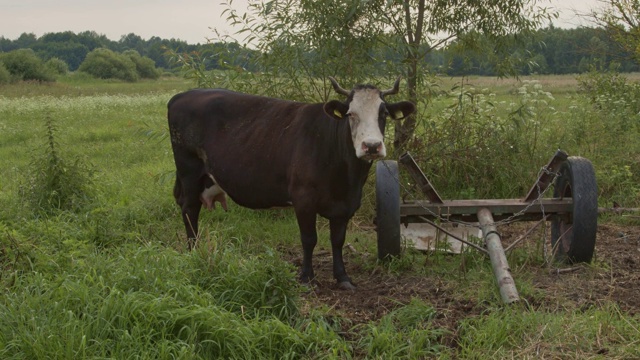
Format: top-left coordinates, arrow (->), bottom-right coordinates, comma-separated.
494,165 -> 560,227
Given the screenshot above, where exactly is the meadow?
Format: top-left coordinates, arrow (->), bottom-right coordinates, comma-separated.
0,73 -> 639,359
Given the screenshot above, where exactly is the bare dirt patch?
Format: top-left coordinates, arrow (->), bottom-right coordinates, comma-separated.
289,221 -> 640,335
525,222 -> 640,314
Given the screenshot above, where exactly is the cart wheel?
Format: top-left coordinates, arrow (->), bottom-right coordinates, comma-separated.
551,156 -> 598,263
376,160 -> 401,260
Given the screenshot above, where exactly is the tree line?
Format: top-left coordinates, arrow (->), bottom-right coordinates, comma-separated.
0,31 -> 255,72
439,25 -> 639,75
0,25 -> 637,77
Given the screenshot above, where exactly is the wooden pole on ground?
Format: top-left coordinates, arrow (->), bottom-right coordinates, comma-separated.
477,208 -> 520,304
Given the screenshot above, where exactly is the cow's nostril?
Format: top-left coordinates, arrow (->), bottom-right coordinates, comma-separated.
362,141 -> 382,154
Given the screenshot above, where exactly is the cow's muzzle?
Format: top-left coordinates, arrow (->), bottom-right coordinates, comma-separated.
360,140 -> 385,160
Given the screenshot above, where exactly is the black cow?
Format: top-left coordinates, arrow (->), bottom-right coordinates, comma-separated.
168,77 -> 415,289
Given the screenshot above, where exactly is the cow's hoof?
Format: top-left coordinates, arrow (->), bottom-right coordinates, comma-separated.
300,281 -> 319,293
337,281 -> 357,291
300,274 -> 315,284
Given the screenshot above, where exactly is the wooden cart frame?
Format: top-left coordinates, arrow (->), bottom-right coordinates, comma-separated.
375,150 -> 599,303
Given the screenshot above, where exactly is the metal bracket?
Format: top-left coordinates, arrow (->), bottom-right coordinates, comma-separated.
522,149 -> 568,203
398,152 -> 444,204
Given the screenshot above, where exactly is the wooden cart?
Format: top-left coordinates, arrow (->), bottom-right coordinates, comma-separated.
375,150 -> 598,303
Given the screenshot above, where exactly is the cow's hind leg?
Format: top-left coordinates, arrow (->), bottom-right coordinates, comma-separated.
330,217 -> 356,290
174,155 -> 205,248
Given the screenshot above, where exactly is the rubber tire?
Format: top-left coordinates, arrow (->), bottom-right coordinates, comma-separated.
376,160 -> 401,260
551,156 -> 598,263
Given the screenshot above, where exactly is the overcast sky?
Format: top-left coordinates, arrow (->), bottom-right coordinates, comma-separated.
0,0 -> 602,44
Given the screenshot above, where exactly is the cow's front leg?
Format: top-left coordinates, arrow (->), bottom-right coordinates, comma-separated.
330,217 -> 356,290
294,209 -> 318,285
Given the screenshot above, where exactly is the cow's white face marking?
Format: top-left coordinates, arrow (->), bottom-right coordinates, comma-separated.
348,88 -> 386,160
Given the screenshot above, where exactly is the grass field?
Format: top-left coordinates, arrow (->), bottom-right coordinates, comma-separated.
0,73 -> 639,359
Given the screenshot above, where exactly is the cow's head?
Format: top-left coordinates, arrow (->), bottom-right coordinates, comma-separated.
324,77 -> 416,161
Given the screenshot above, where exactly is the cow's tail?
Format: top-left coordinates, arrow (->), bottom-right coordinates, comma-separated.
173,174 -> 182,204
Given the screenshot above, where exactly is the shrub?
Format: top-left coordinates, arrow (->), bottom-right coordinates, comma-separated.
575,70 -> 640,206
400,81 -> 559,201
45,57 -> 69,75
78,48 -> 139,82
0,62 -> 10,84
0,48 -> 55,82
123,50 -> 161,79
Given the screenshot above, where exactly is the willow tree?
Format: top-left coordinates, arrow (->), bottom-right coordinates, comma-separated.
591,0 -> 640,62
212,0 -> 554,150
376,0 -> 554,149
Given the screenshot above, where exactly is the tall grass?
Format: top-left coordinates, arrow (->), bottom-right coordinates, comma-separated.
457,304 -> 640,359
0,243 -> 337,359
354,298 -> 446,358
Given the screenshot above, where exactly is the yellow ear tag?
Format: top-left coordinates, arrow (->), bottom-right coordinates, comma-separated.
394,110 -> 403,119
333,109 -> 343,118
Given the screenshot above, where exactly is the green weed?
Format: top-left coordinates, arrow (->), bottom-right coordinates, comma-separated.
20,114 -> 95,214
355,298 -> 447,358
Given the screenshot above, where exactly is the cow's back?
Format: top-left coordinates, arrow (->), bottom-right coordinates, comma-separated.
169,89 -> 308,147
168,89 -> 327,209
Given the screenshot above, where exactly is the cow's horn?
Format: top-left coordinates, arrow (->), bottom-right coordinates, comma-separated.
329,77 -> 351,96
381,76 -> 401,97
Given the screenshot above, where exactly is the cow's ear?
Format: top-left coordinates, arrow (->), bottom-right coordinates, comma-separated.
324,100 -> 349,120
386,101 -> 416,120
